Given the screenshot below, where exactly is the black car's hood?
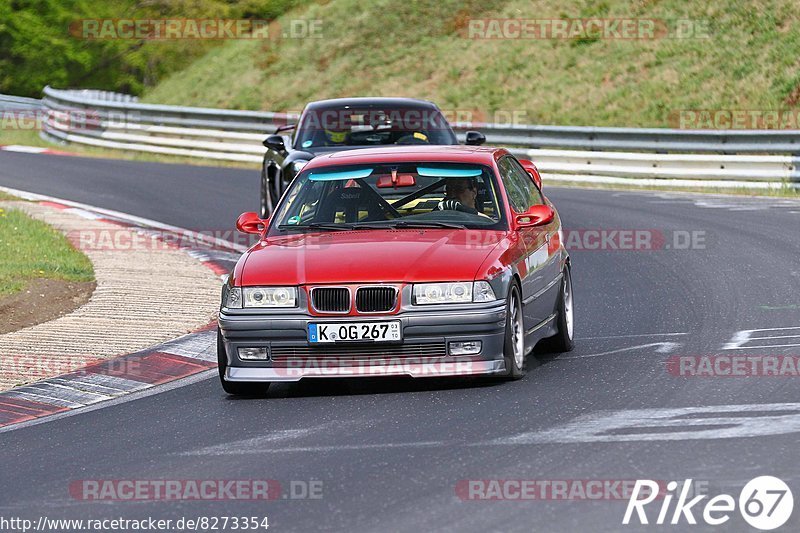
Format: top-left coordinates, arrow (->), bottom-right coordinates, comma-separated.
293,144 -> 456,157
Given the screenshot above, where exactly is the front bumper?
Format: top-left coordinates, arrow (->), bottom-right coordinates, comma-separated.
219,302 -> 508,381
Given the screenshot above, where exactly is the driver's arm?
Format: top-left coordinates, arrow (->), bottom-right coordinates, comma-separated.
437,199 -> 478,215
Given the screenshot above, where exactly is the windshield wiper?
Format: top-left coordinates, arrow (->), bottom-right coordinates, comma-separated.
277,223 -> 357,232
381,221 -> 467,230
277,221 -> 467,232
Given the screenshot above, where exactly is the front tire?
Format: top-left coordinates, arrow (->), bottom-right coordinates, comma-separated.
541,266 -> 575,353
217,327 -> 270,396
502,283 -> 526,379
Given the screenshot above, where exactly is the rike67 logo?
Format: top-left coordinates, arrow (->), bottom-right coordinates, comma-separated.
623,476 -> 793,530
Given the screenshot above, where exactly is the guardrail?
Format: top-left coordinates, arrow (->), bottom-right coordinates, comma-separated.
34,86 -> 800,188
0,94 -> 42,111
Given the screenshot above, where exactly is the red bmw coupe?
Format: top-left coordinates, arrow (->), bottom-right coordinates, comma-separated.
218,145 -> 573,395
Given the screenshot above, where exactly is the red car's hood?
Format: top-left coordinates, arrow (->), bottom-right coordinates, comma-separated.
240,229 -> 506,285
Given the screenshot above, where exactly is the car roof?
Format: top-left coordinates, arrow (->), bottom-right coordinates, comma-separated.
303,145 -> 508,169
305,97 -> 440,110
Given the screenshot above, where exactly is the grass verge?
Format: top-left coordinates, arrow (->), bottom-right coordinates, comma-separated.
0,207 -> 95,296
547,180 -> 800,198
0,191 -> 20,201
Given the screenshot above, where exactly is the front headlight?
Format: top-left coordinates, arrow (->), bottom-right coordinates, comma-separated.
413,281 -> 496,305
243,287 -> 297,308
472,281 -> 496,302
225,287 -> 242,309
224,286 -> 297,308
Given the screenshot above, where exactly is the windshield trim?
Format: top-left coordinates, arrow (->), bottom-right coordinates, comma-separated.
292,105 -> 458,150
267,162 -> 508,236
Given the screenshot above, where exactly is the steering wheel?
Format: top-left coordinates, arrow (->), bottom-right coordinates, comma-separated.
395,132 -> 430,145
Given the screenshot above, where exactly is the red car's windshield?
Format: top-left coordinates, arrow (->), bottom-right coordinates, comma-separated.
269,162 -> 507,234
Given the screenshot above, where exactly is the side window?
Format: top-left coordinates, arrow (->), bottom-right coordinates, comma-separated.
498,158 -> 525,213
285,179 -> 325,223
499,157 -> 542,213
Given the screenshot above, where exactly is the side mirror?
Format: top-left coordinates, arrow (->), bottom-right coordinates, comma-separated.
274,123 -> 296,134
465,130 -> 486,146
518,158 -> 542,190
515,205 -> 554,229
236,212 -> 267,234
263,134 -> 286,153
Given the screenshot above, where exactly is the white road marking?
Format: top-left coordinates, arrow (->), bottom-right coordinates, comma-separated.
4,389 -> 85,409
0,369 -> 216,434
183,429 -> 325,456
159,329 -> 217,363
558,342 -> 681,360
64,207 -> 103,220
1,145 -> 49,153
49,375 -> 149,395
746,333 -> 800,341
181,421 -> 379,456
723,327 -> 800,350
489,402 -> 800,444
641,193 -> 800,212
24,381 -> 112,403
577,332 -> 688,340
186,441 -> 446,455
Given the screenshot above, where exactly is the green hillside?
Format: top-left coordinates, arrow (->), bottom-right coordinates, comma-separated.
143,0 -> 800,127
0,0 -> 309,97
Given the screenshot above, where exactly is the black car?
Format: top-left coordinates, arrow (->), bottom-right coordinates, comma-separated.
259,97 -> 485,217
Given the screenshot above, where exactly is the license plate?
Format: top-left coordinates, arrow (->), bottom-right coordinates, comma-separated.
308,321 -> 401,343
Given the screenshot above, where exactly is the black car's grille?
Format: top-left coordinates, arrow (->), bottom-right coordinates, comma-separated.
356,287 -> 397,313
270,342 -> 447,362
311,287 -> 350,313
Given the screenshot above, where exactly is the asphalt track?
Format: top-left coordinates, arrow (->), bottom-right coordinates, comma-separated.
1,151 -> 800,532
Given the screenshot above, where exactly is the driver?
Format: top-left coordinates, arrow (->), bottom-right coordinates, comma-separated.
437,178 -> 480,214
323,128 -> 349,146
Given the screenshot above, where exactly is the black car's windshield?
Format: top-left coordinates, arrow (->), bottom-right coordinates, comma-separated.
270,162 -> 506,234
294,104 -> 457,149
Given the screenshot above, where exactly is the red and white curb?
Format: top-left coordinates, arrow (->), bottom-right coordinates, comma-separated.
0,327 -> 218,426
0,144 -> 75,156
0,186 -> 244,430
